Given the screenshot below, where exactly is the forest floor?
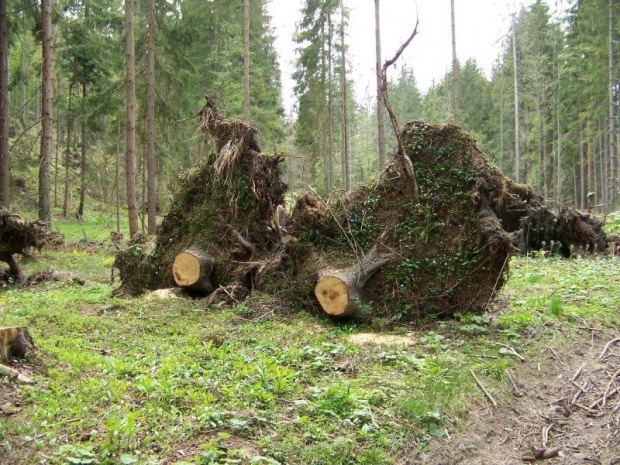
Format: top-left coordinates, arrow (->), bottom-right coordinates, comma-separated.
0,214 -> 619,464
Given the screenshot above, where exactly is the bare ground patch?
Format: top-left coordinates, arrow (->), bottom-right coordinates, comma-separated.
421,327 -> 620,464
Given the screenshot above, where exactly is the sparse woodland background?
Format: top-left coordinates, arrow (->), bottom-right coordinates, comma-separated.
0,0 -> 618,228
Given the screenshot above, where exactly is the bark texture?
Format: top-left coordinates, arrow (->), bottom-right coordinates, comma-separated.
374,0 -> 386,169
0,327 -> 35,365
125,0 -> 138,238
0,0 -> 9,209
147,0 -> 157,235
39,0 -> 53,228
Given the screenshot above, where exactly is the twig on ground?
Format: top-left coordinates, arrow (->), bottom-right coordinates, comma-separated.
21,433 -> 45,446
542,424 -> 553,447
590,387 -> 619,410
602,369 -> 620,407
470,369 -> 497,407
497,343 -> 526,362
549,396 -> 567,405
571,379 -> 590,405
368,407 -> 379,429
505,370 -> 525,397
219,285 -> 240,305
572,362 -> 587,382
84,346 -> 111,356
522,447 -> 560,462
548,347 -> 564,366
600,337 -> 620,360
573,402 -> 598,415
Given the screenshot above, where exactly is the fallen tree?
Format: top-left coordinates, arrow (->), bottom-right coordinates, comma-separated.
0,210 -> 46,283
114,98 -> 287,297
114,101 -> 609,320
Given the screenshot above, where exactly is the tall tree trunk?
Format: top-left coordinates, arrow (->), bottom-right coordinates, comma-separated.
580,119 -> 587,210
320,23 -> 328,193
556,83 -> 562,205
39,0 -> 53,229
0,0 -> 9,209
243,0 -> 250,121
340,4 -> 350,191
78,82 -> 88,220
77,5 -> 90,220
54,72 -> 62,208
20,27 -> 28,127
499,83 -> 504,173
598,120 -> 608,215
374,0 -> 386,169
327,11 -> 333,191
588,128 -> 594,211
609,0 -> 617,211
63,84 -> 73,218
542,116 -> 548,201
147,0 -> 157,235
141,149 -> 145,232
450,0 -> 459,125
125,0 -> 139,238
512,20 -> 520,184
116,120 -> 121,233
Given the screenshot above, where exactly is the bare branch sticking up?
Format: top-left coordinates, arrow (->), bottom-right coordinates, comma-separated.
379,13 -> 420,199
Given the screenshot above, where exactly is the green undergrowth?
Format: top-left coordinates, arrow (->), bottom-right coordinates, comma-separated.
605,210 -> 620,235
13,192 -> 132,244
1,251 -> 619,464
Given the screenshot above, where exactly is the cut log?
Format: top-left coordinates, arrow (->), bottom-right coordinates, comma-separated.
172,250 -> 215,296
315,255 -> 393,318
0,326 -> 35,364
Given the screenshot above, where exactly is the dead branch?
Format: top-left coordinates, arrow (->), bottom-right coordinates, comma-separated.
602,369 -> 620,407
227,225 -> 256,255
572,362 -> 587,381
522,447 -> 560,462
470,369 -> 497,407
498,343 -> 525,362
378,13 -> 420,198
542,424 -> 553,447
590,386 -> 619,410
600,337 -> 620,359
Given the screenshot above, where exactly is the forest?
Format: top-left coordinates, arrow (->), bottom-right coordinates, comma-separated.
0,0 -> 619,464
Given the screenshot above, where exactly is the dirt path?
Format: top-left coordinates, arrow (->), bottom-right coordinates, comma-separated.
422,327 -> 620,464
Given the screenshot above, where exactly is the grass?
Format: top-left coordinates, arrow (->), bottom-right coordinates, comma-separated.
0,248 -> 619,464
606,210 -> 620,235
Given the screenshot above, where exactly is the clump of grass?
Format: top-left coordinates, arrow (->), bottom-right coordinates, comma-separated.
526,274 -> 542,284
548,295 -> 563,317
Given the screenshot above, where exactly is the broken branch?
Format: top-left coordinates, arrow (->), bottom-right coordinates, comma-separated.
470,369 -> 497,407
600,337 -> 620,359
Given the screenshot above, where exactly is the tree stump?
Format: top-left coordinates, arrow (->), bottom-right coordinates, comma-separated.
0,326 -> 35,364
172,250 -> 215,296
